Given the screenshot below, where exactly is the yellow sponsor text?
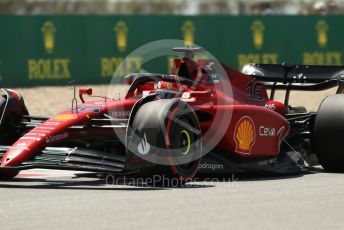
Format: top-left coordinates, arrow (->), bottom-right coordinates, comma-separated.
28,58 -> 71,80
303,51 -> 342,65
238,53 -> 279,69
101,56 -> 142,78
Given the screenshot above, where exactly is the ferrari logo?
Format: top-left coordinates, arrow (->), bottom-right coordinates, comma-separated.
181,20 -> 195,47
316,20 -> 328,48
114,21 -> 128,52
234,116 -> 256,155
41,21 -> 56,54
251,20 -> 265,49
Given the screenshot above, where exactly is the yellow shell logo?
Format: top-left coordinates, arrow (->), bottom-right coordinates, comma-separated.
41,21 -> 56,54
234,116 -> 255,155
114,21 -> 128,52
316,20 -> 328,48
181,20 -> 195,47
251,20 -> 265,49
53,114 -> 77,121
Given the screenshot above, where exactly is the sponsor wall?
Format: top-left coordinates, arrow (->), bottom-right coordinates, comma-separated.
0,15 -> 342,87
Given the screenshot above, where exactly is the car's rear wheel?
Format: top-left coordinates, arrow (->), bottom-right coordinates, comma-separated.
313,94 -> 344,172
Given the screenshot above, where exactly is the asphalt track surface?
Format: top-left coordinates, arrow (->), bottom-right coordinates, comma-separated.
0,169 -> 343,230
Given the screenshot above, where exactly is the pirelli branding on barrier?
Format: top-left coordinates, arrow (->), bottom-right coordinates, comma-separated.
0,16 -> 343,86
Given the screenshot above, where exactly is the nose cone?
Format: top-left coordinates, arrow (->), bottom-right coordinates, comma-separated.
1,146 -> 30,167
1,108 -> 100,167
1,112 -> 81,167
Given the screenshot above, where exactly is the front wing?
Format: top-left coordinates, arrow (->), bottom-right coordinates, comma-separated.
0,146 -> 126,173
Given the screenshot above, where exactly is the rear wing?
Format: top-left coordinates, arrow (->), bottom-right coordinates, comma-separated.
242,63 -> 344,108
242,63 -> 344,91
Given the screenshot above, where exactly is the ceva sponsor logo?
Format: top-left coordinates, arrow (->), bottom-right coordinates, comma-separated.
259,126 -> 276,137
46,132 -> 69,143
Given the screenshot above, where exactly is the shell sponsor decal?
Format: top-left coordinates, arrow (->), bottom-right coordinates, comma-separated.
234,116 -> 256,155
52,114 -> 77,121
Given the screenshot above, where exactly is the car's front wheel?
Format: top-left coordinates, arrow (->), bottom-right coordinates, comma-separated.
127,99 -> 202,186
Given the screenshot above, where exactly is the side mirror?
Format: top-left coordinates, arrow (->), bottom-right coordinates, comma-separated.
79,88 -> 92,103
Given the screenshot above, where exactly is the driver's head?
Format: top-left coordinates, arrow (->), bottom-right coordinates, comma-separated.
177,57 -> 198,80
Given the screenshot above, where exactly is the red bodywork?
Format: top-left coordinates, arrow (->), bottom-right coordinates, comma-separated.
1,57 -> 289,168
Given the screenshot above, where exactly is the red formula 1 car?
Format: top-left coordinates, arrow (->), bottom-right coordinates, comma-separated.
0,47 -> 343,183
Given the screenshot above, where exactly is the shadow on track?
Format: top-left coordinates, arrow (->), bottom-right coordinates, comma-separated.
0,175 -> 215,190
0,169 -> 319,191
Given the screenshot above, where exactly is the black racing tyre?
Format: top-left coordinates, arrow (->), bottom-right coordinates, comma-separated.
0,89 -> 29,145
128,99 -> 202,186
0,95 -> 6,114
0,95 -> 19,179
313,95 -> 344,172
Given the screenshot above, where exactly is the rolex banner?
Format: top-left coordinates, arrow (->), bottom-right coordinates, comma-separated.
0,15 -> 343,87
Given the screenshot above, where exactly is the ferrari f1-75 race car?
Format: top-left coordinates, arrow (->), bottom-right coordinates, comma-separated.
0,47 -> 343,184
